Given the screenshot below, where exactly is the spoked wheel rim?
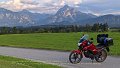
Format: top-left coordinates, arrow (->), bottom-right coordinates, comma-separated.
69,52 -> 82,64
95,49 -> 107,62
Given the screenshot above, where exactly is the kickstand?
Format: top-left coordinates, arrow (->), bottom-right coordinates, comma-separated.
91,58 -> 94,63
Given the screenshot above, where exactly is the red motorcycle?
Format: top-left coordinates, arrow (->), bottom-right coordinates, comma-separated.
69,34 -> 113,64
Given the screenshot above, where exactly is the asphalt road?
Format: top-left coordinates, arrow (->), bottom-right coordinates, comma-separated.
0,47 -> 120,68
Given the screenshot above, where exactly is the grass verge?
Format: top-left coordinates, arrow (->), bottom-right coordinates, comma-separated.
0,55 -> 61,68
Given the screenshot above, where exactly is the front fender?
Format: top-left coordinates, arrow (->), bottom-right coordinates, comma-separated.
72,50 -> 82,54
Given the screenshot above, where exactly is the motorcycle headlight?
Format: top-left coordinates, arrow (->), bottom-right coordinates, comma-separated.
78,43 -> 82,47
78,43 -> 83,50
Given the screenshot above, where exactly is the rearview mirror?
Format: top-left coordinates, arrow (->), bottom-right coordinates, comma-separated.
90,38 -> 93,40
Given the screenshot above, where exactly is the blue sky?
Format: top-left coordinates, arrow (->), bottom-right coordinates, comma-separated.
0,0 -> 120,15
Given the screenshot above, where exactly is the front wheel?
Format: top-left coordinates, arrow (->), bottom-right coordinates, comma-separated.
95,49 -> 107,62
69,51 -> 82,64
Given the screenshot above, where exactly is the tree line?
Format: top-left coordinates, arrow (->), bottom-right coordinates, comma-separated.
0,23 -> 110,34
86,23 -> 109,32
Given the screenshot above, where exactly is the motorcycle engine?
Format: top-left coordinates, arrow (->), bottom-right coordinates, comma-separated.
84,50 -> 94,58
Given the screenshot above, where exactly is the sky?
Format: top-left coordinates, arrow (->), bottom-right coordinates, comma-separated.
0,0 -> 120,16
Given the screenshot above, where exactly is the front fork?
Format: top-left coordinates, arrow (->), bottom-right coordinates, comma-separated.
72,49 -> 83,58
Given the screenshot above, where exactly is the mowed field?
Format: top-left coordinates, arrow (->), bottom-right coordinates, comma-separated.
0,55 -> 61,68
0,32 -> 119,55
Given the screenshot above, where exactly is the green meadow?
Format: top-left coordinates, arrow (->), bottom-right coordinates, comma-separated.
0,32 -> 119,55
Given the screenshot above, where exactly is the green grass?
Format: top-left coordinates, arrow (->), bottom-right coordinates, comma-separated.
0,55 -> 61,68
0,32 -> 119,55
109,29 -> 120,32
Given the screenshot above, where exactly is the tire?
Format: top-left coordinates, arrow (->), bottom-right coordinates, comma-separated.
69,51 -> 82,64
95,49 -> 107,62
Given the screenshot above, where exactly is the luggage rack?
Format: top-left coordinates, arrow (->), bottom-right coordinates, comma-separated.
97,34 -> 113,46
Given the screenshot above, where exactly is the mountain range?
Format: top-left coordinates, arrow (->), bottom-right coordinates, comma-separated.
0,8 -> 51,26
0,5 -> 120,27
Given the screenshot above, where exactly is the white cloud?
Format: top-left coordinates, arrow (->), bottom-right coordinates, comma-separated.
21,0 -> 38,5
65,0 -> 82,5
60,0 -> 65,6
0,0 -> 38,11
83,0 -> 101,3
13,0 -> 21,5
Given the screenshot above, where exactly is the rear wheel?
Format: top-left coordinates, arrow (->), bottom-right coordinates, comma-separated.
69,51 -> 82,64
95,49 -> 107,62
